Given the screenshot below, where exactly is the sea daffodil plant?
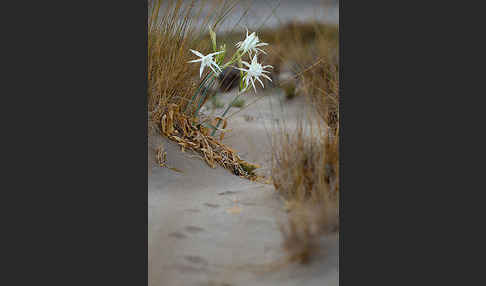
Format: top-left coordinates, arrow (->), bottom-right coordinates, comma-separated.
186,26 -> 272,136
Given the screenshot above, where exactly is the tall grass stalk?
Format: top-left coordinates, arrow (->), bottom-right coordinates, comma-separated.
148,0 -> 237,124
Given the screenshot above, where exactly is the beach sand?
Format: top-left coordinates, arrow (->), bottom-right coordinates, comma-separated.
148,91 -> 338,286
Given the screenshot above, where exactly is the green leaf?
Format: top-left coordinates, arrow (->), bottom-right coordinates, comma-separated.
216,44 -> 226,65
208,25 -> 217,52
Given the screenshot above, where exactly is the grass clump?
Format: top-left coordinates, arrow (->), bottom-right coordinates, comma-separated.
272,121 -> 339,202
272,122 -> 339,264
148,0 -> 206,121
281,81 -> 297,100
148,0 -> 244,120
269,22 -> 339,133
266,20 -> 339,265
148,0 -> 264,179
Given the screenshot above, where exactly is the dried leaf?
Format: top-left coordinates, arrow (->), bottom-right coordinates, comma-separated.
154,107 -> 262,180
226,205 -> 242,214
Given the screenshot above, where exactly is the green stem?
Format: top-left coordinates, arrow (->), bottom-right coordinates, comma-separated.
194,76 -> 217,117
211,92 -> 243,136
221,50 -> 240,69
184,72 -> 212,114
186,51 -> 241,115
211,52 -> 246,137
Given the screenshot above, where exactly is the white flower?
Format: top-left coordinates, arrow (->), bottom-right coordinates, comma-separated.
188,49 -> 223,78
236,54 -> 273,93
235,28 -> 268,56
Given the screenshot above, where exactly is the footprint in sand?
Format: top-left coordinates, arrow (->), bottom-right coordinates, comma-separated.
184,255 -> 208,265
168,232 -> 187,239
185,226 -> 205,233
173,264 -> 206,274
217,190 -> 240,196
204,203 -> 220,208
205,281 -> 233,286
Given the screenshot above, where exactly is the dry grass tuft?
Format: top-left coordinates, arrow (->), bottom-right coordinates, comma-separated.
148,0 -> 263,178
148,0 -> 246,117
266,21 -> 339,264
300,59 -> 339,134
280,201 -> 338,264
148,0 -> 208,118
265,22 -> 339,134
262,22 -> 338,82
272,121 -> 339,264
272,124 -> 338,201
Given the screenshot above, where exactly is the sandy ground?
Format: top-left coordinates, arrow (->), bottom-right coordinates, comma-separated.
148,90 -> 338,286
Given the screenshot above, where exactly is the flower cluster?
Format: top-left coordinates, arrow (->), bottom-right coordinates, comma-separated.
187,26 -> 274,136
188,26 -> 272,93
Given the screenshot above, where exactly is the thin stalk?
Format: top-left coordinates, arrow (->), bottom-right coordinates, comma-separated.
219,49 -> 240,70
185,49 -> 241,115
194,76 -> 217,116
210,51 -> 245,136
211,91 -> 244,136
184,71 -> 213,114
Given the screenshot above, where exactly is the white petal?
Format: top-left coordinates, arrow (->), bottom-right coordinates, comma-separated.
199,65 -> 204,78
262,74 -> 272,81
250,77 -> 256,93
256,48 -> 267,55
235,67 -> 249,73
209,65 -> 219,75
208,51 -> 223,57
211,62 -> 222,72
252,54 -> 258,63
256,77 -> 264,88
190,49 -> 204,57
188,59 -> 202,63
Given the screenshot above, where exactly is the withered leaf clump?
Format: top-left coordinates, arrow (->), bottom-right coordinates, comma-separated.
155,103 -> 260,179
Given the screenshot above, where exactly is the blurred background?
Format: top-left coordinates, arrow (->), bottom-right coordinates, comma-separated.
154,0 -> 339,32
195,0 -> 338,31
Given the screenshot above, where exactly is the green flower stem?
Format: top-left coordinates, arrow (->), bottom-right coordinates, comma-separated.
221,50 -> 241,69
184,72 -> 213,114
211,91 -> 244,137
210,51 -> 246,137
194,76 -> 217,116
187,51 -> 240,116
